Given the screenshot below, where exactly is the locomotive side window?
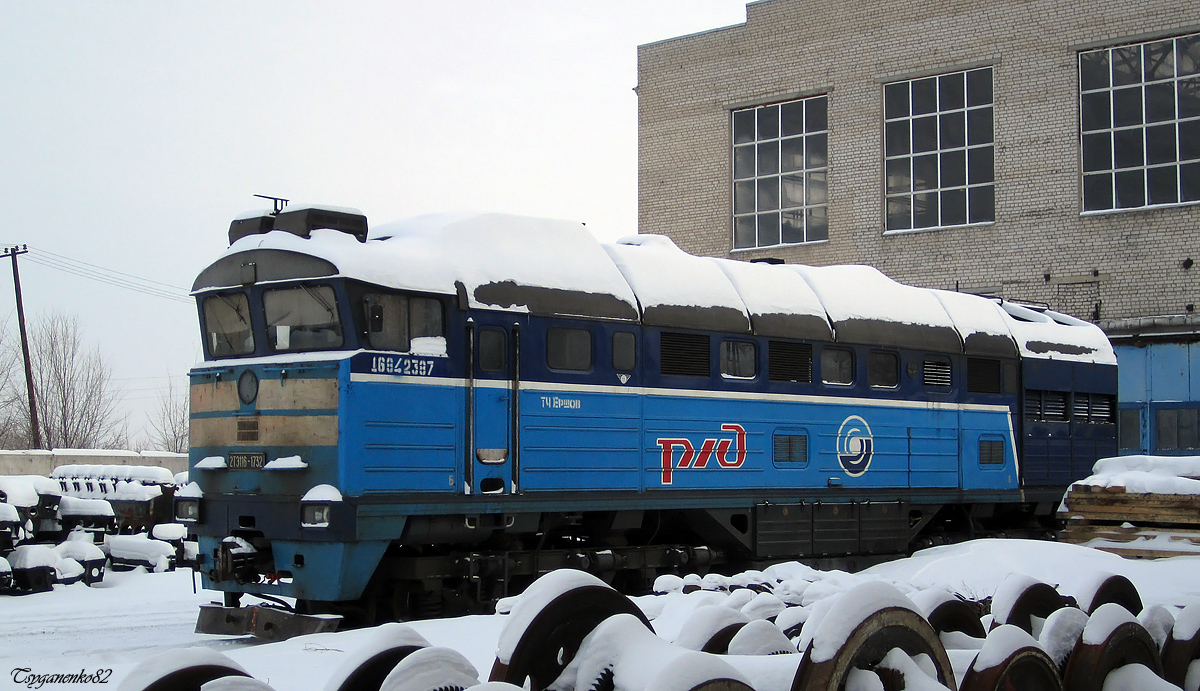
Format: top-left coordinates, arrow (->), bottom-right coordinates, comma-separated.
479,328 -> 506,372
821,347 -> 854,385
547,327 -> 592,371
363,294 -> 444,352
768,341 -> 812,383
613,332 -> 636,371
721,340 -> 757,378
364,293 -> 409,351
867,351 -> 898,388
263,285 -> 344,352
203,292 -> 255,357
410,297 -> 444,339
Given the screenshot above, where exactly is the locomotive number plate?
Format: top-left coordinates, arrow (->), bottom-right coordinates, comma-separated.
228,452 -> 266,470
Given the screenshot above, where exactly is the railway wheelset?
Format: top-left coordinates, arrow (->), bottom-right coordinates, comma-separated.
125,567 -> 1200,691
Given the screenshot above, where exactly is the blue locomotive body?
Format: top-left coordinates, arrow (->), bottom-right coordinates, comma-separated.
184,208 -> 1116,620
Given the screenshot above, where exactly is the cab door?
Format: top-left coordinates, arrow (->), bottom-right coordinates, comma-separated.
467,322 -> 516,495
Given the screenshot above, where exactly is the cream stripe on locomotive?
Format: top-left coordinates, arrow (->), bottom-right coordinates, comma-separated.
348,372 -> 1012,414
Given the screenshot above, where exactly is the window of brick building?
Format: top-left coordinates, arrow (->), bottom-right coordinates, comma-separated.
884,67 -> 995,231
732,95 -> 829,249
1080,33 -> 1200,211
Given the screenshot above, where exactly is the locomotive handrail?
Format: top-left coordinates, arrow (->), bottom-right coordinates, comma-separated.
465,320 -> 475,495
512,322 -> 521,495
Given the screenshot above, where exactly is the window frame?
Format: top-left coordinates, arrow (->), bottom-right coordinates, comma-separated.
883,66 -> 996,233
202,291 -> 255,359
820,347 -> 855,386
732,94 -> 830,249
546,326 -> 593,372
867,351 -> 899,388
1079,32 -> 1200,213
720,340 -> 758,379
262,283 -> 344,353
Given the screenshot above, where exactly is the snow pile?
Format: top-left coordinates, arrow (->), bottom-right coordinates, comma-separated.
57,495 -> 115,518
264,455 -> 308,470
1071,455 -> 1200,496
0,475 -> 58,507
108,535 -> 177,571
8,544 -> 58,569
0,501 -> 19,523
112,480 -> 164,501
152,523 -> 188,541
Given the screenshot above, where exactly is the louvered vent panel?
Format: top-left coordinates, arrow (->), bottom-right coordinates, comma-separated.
660,332 -> 710,377
923,360 -> 951,387
966,358 -> 1002,394
1024,390 -> 1043,421
769,341 -> 813,383
1044,391 -> 1068,421
1090,395 -> 1115,424
1072,392 -> 1091,422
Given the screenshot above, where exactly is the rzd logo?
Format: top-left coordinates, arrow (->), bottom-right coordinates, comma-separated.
837,415 -> 873,476
656,424 -> 747,485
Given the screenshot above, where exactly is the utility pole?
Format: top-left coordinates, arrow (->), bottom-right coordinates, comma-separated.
3,245 -> 41,449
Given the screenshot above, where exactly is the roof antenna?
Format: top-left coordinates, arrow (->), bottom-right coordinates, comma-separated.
254,194 -> 290,215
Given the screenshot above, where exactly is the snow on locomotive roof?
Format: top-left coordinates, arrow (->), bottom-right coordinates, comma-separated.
790,264 -> 962,353
998,302 -> 1116,365
194,212 -> 1115,362
604,235 -> 751,333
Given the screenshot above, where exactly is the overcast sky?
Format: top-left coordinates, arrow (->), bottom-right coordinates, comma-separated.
0,2 -> 749,447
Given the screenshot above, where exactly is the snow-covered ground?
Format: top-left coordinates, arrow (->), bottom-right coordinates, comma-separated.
2,539 -> 1199,690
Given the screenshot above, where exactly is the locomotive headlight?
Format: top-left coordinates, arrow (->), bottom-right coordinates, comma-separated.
301,503 -> 331,528
175,498 -> 201,523
237,369 -> 259,405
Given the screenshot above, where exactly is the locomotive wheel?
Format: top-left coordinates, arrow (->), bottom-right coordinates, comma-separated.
1160,620 -> 1200,687
120,649 -> 250,691
1082,575 -> 1142,616
700,623 -> 748,654
959,630 -> 1063,691
489,584 -> 652,691
330,645 -> 425,691
790,606 -> 955,691
1062,619 -> 1163,691
926,598 -> 987,639
995,581 -> 1067,635
641,650 -> 756,691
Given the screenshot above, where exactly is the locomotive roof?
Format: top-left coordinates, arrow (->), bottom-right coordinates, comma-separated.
194,211 -> 1115,364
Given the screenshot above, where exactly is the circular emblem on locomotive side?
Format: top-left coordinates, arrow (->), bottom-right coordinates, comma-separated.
836,415 -> 874,477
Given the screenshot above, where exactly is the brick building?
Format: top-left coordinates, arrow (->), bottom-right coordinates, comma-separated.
636,0 -> 1200,455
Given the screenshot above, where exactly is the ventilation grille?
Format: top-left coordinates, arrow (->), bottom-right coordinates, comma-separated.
1074,393 -> 1116,424
967,358 -> 1002,394
923,360 -> 952,387
773,434 -> 808,464
979,439 -> 1005,465
660,332 -> 710,377
237,417 -> 260,442
769,341 -> 813,383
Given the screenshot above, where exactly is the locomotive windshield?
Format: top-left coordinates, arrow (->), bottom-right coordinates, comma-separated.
263,284 -> 344,352
202,292 -> 254,357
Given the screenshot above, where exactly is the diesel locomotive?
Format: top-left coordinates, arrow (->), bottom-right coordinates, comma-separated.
182,206 -> 1116,630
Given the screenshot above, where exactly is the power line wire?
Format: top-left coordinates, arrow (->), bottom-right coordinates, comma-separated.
23,251 -> 193,304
